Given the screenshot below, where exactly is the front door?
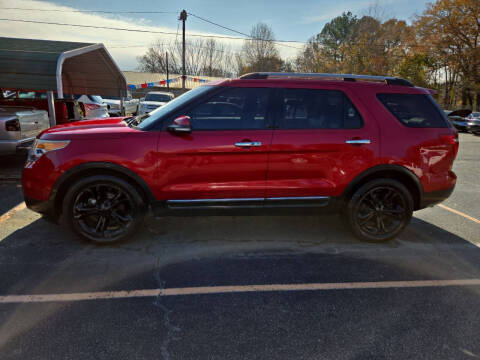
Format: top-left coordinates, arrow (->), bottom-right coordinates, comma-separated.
266,87 -> 379,203
157,86 -> 273,204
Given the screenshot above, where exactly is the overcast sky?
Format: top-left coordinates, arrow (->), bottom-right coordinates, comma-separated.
0,0 -> 431,70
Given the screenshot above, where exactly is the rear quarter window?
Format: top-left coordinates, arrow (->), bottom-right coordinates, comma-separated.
377,93 -> 448,128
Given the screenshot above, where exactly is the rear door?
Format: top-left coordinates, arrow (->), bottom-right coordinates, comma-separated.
266,87 -> 379,203
156,86 -> 274,203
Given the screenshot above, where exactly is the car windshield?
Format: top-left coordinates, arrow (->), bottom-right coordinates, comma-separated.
145,94 -> 172,102
471,112 -> 480,118
103,96 -> 120,100
135,86 -> 213,129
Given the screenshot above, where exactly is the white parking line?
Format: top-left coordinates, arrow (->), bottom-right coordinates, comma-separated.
0,202 -> 26,225
1,279 -> 479,304
438,204 -> 480,225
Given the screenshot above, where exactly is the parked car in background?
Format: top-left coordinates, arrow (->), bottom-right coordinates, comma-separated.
447,109 -> 471,132
23,72 -> 458,244
0,91 -> 84,124
466,112 -> 480,135
1,90 -> 15,99
138,91 -> 174,115
0,106 -> 49,155
102,92 -> 139,116
74,95 -> 109,119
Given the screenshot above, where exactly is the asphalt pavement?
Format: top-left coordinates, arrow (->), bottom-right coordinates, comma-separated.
0,133 -> 479,359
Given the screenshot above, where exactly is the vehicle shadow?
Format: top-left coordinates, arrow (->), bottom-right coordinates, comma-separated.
0,213 -> 478,292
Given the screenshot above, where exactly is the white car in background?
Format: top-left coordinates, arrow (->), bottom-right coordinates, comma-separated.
102,92 -> 139,116
138,91 -> 174,115
0,106 -> 49,155
74,95 -> 109,119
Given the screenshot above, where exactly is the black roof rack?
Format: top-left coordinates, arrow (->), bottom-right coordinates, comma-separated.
239,72 -> 414,87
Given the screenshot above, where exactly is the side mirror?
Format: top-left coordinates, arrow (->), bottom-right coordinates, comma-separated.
168,115 -> 191,134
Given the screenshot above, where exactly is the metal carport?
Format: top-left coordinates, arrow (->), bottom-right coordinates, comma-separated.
0,37 -> 127,125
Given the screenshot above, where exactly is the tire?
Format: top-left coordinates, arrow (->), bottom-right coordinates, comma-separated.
62,175 -> 145,244
345,178 -> 413,242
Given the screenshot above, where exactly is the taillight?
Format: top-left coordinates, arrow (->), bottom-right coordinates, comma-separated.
440,132 -> 459,159
5,119 -> 20,131
85,103 -> 100,111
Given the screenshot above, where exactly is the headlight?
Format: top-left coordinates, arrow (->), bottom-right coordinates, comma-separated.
28,139 -> 70,162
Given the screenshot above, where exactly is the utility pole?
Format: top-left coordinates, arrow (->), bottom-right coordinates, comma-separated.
166,51 -> 169,91
179,9 -> 187,89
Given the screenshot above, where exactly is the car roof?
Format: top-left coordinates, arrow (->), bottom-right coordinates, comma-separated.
147,91 -> 173,95
211,78 -> 430,94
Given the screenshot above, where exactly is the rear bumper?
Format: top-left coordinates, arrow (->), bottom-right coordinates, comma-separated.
0,138 -> 34,155
467,124 -> 480,133
419,186 -> 455,209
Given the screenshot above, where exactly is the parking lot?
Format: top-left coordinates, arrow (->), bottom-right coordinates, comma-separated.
0,133 -> 478,359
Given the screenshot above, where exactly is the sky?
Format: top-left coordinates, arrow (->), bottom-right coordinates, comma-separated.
0,0 -> 432,70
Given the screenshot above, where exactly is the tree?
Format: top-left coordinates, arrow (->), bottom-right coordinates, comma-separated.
237,23 -> 284,74
295,13 -> 415,76
399,54 -> 432,88
295,12 -> 359,73
415,0 -> 480,109
137,38 -> 234,77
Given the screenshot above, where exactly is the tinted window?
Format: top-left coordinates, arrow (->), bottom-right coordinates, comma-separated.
277,89 -> 363,129
377,93 -> 448,128
183,87 -> 270,130
145,94 -> 172,102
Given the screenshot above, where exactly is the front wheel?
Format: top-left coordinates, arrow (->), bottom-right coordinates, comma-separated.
63,175 -> 145,244
345,179 -> 413,242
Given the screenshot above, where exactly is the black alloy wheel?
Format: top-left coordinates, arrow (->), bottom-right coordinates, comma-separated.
346,179 -> 413,242
63,175 -> 144,243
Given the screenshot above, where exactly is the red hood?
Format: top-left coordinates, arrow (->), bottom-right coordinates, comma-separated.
38,117 -> 137,140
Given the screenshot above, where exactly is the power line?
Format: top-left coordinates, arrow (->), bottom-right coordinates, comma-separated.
188,12 -> 303,50
0,18 -> 306,44
0,7 -> 179,14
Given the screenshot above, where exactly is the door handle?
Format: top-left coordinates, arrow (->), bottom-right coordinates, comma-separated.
346,139 -> 371,145
235,141 -> 262,147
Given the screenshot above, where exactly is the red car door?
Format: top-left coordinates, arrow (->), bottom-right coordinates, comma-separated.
266,86 -> 379,203
156,87 -> 273,202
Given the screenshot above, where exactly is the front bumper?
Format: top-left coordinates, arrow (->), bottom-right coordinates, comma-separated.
24,195 -> 58,222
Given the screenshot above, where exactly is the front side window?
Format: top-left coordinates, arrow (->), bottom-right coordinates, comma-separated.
136,85 -> 214,130
181,87 -> 270,130
276,88 -> 363,129
377,93 -> 448,128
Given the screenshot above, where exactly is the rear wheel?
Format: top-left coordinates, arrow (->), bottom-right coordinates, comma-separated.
345,179 -> 413,242
63,175 -> 145,244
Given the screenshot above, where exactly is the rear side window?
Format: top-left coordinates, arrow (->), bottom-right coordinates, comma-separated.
377,93 -> 448,128
276,89 -> 363,129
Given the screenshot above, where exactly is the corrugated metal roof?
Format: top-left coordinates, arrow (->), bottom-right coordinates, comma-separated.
0,37 -> 93,53
0,37 -> 126,97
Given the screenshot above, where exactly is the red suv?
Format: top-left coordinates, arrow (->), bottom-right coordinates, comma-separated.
22,73 -> 458,243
